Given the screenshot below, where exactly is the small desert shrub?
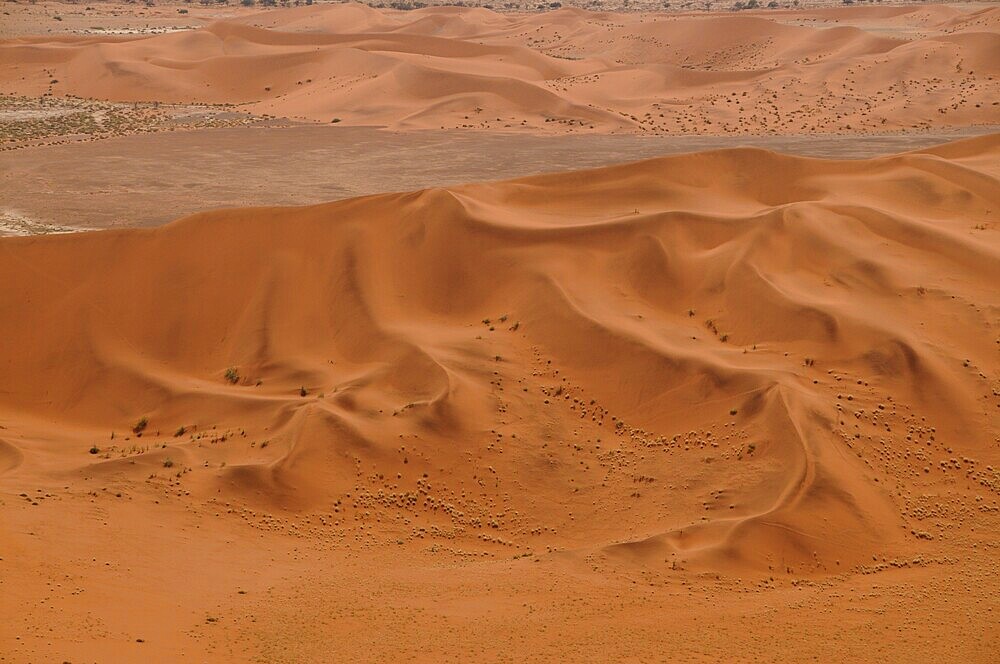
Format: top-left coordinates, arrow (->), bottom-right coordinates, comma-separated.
133,417 -> 149,435
89,445 -> 99,455
224,367 -> 239,384
163,458 -> 174,468
174,426 -> 186,437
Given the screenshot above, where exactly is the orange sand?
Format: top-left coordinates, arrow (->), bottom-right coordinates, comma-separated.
2,2 -> 998,133
1,135 -> 999,661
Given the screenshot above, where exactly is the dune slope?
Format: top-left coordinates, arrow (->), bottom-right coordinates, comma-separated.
1,3 -> 998,133
1,135 -> 998,579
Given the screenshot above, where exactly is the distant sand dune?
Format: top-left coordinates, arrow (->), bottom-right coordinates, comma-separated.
1,3 -> 998,133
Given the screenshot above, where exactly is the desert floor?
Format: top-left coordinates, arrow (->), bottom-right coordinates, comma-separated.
3,123 -> 997,234
1,2 -> 999,663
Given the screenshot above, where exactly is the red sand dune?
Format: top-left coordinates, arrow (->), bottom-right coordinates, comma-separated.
1,2 -> 998,133
2,134 -> 998,565
2,135 -> 1000,660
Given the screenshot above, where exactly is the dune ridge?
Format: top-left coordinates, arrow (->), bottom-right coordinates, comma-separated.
1,135 -> 997,576
1,2 -> 998,133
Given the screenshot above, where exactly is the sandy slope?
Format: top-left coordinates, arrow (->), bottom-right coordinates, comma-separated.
1,2 -> 998,133
1,136 -> 998,660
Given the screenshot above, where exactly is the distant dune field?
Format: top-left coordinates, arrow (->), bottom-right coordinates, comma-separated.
2,2 -> 998,133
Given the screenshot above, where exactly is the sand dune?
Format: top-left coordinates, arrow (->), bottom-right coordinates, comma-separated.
1,3 -> 998,133
1,135 -> 997,582
4,2 -> 1000,660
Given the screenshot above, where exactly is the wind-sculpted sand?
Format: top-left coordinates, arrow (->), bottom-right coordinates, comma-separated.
1,135 -> 998,661
1,2 -> 998,134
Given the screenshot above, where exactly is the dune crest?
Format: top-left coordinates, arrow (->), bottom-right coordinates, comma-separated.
1,135 -> 997,575
1,3 -> 998,133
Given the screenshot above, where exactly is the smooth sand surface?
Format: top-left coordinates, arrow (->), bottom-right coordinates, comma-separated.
2,2 -> 999,133
1,135 -> 998,661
